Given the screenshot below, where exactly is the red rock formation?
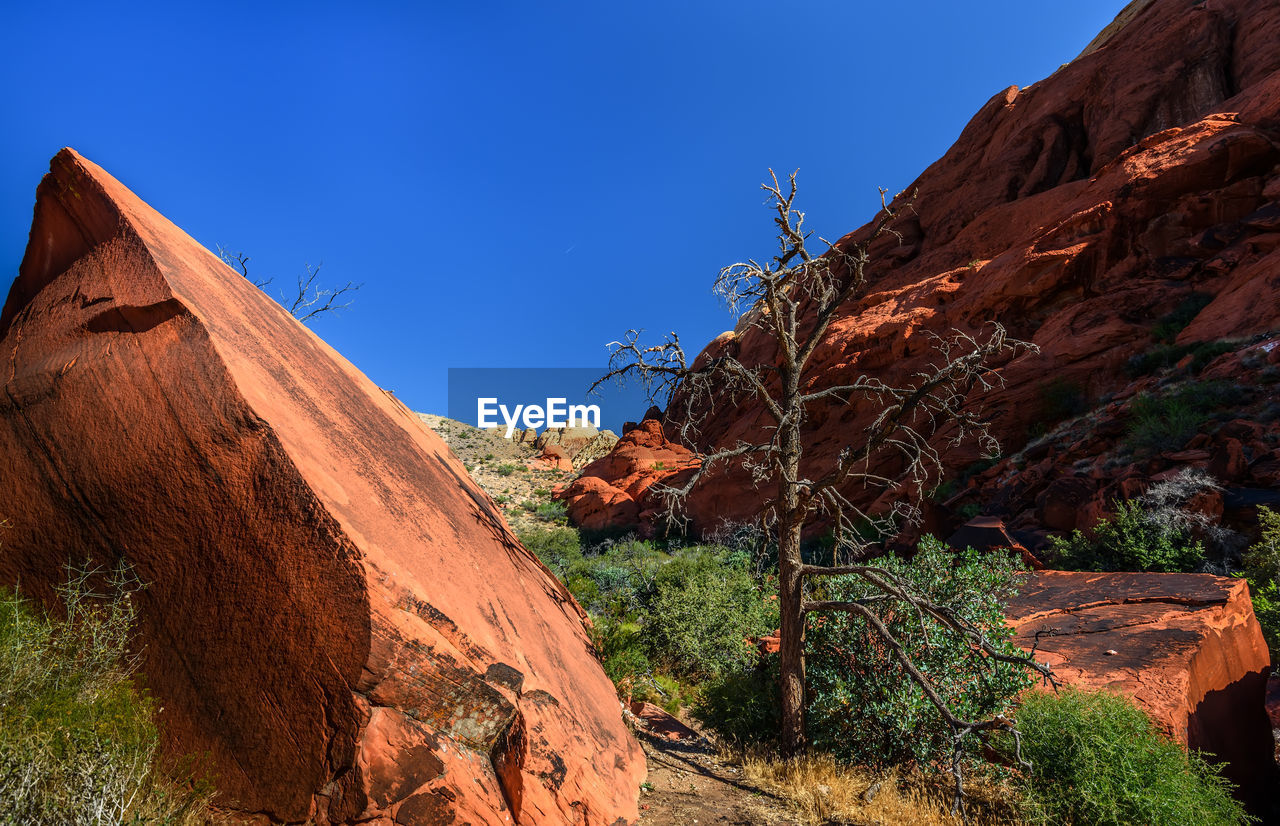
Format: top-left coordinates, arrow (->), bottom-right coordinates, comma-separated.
560,420 -> 698,533
1009,571 -> 1275,813
567,0 -> 1280,535
0,149 -> 643,825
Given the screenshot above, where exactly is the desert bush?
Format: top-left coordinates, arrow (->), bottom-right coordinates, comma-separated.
804,538 -> 1031,770
645,555 -> 778,680
1241,506 -> 1280,660
494,463 -> 519,477
1049,470 -> 1223,572
1125,380 -> 1249,453
694,657 -> 781,747
517,526 -> 583,577
1006,688 -> 1249,825
1124,331 -> 1236,378
533,501 -> 567,523
1031,377 -> 1090,435
1050,499 -> 1203,572
1151,293 -> 1214,344
0,566 -> 217,825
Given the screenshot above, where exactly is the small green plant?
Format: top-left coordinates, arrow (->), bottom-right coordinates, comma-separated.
1031,377 -> 1089,435
495,463 -> 519,477
1125,380 -> 1249,453
1006,688 -> 1250,825
492,494 -> 511,505
804,537 -> 1032,770
651,461 -> 666,471
1241,506 -> 1280,660
534,501 -> 568,524
0,565 -> 217,825
1125,339 -> 1239,378
533,487 -> 551,498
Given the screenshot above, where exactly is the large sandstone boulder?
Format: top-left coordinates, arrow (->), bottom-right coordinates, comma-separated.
0,149 -> 643,825
566,0 -> 1280,535
1009,571 -> 1275,814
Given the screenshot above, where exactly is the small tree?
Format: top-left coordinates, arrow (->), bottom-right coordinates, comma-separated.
217,247 -> 360,324
595,171 -> 1054,804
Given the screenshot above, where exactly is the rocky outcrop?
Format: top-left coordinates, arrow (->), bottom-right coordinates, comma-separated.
1009,571 -> 1275,813
559,420 -> 699,534
566,0 -> 1280,536
0,150 -> 643,825
945,339 -> 1280,554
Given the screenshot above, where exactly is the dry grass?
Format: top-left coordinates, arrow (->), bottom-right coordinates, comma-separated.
736,751 -> 1025,826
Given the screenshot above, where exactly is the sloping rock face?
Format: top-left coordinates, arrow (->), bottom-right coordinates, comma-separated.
566,0 -> 1280,535
1009,571 -> 1276,813
0,150 -> 642,825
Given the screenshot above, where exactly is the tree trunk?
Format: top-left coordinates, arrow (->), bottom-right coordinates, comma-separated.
778,517 -> 806,757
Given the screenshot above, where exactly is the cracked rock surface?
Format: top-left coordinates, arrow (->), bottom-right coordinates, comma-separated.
1009,570 -> 1275,813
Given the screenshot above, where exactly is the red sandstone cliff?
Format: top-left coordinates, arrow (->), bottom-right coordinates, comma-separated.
566,0 -> 1280,537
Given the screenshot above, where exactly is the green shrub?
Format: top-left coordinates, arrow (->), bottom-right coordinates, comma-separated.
1032,377 -> 1090,434
694,657 -> 781,747
0,566 -> 216,825
534,501 -> 567,523
804,537 -> 1031,770
1050,499 -> 1204,572
1007,688 -> 1250,825
1125,339 -> 1238,379
645,557 -> 778,680
1125,380 -> 1248,453
495,463 -> 520,477
517,526 -> 583,577
1242,506 -> 1280,660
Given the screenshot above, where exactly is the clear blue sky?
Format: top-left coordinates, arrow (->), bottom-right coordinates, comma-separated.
1,1 -> 1125,416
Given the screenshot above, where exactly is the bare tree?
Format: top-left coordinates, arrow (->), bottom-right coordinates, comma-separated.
217,246 -> 360,324
594,170 -> 1055,807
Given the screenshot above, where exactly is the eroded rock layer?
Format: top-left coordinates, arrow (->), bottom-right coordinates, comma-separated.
567,0 -> 1280,535
0,149 -> 642,825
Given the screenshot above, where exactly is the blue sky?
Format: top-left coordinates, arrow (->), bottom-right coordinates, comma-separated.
1,1 -> 1125,417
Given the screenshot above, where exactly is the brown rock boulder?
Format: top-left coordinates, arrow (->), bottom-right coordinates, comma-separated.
0,149 -> 643,825
1009,571 -> 1275,814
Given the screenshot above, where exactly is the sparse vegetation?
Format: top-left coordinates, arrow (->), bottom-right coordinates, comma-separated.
1125,339 -> 1239,378
0,565 -> 218,825
739,751 -> 1022,826
1241,506 -> 1280,660
1048,470 -> 1221,572
1031,377 -> 1089,436
495,463 -> 519,477
1003,688 -> 1250,826
1151,293 -> 1214,344
1125,380 -> 1249,453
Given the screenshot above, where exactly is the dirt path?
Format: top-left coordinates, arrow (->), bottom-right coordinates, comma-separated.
635,731 -> 799,826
